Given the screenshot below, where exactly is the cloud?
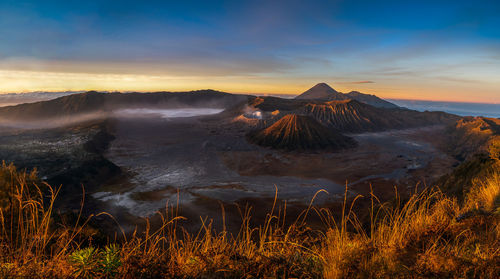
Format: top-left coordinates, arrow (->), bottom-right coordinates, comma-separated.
436,76 -> 483,84
0,55 -> 293,78
351,80 -> 375,84
336,80 -> 375,84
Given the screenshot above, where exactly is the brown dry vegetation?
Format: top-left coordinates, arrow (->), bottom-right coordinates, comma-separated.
0,160 -> 499,278
446,117 -> 500,161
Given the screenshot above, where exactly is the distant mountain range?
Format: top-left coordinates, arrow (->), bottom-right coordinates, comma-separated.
0,86 -> 461,153
295,83 -> 399,109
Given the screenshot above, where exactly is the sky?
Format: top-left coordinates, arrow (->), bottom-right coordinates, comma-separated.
0,0 -> 499,103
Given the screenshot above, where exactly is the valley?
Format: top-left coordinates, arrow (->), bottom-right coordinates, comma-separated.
0,88 -> 459,232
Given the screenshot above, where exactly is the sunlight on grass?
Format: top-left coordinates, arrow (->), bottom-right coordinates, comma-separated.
0,162 -> 498,278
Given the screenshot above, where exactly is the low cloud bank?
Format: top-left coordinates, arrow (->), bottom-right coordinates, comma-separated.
0,108 -> 226,130
113,108 -> 224,119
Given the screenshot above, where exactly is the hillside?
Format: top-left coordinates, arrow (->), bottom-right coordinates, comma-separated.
438,117 -> 500,198
247,114 -> 356,151
446,117 -> 500,161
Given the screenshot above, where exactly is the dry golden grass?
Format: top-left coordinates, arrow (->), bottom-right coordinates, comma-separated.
466,171 -> 500,212
0,161 -> 499,278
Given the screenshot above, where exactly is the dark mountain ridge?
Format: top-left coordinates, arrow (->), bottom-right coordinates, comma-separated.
0,90 -> 251,122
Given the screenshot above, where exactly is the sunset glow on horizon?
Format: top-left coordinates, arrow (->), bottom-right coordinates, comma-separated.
1,0 -> 499,103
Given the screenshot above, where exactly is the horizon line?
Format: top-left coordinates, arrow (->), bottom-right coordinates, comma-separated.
0,89 -> 498,105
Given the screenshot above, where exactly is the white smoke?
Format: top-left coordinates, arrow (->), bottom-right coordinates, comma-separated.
242,105 -> 263,119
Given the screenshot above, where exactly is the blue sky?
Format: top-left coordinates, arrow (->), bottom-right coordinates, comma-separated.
0,0 -> 499,102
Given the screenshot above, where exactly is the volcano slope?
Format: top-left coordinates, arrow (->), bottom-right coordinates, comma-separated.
295,82 -> 349,101
247,114 -> 356,151
295,82 -> 399,109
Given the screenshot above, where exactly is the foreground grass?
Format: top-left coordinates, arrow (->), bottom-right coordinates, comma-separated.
0,162 -> 499,278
